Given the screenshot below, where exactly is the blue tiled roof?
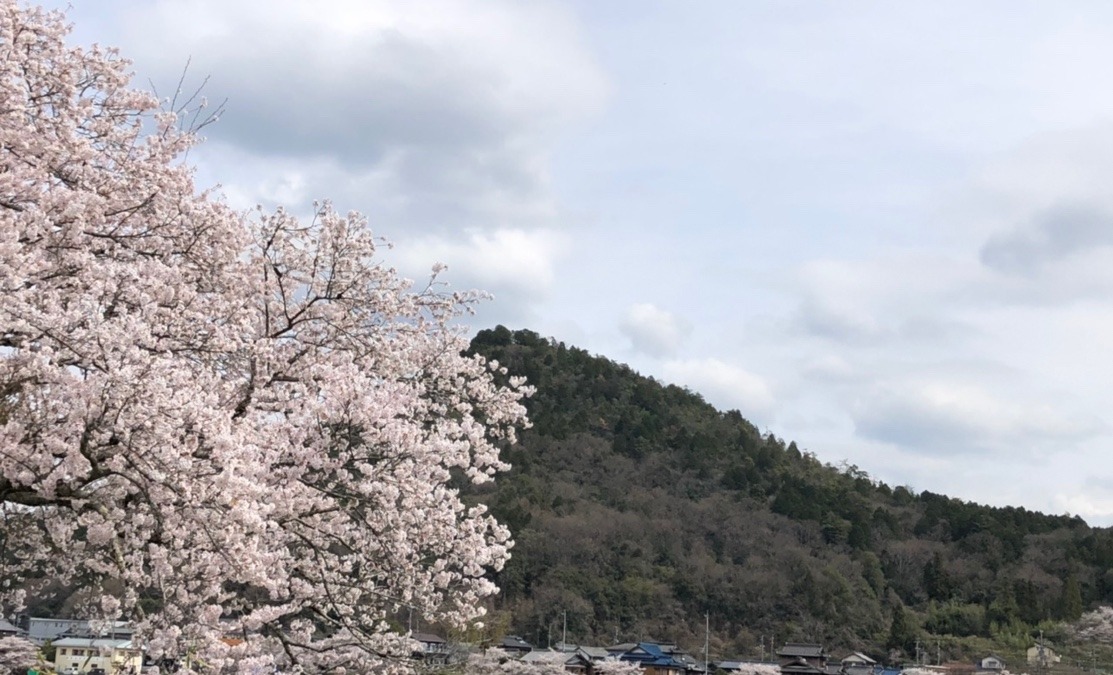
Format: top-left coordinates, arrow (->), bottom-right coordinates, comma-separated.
620,643 -> 687,668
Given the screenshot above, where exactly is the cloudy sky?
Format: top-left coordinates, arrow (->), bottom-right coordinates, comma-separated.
51,0 -> 1113,524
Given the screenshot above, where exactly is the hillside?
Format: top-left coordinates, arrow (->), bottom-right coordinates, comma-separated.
466,326 -> 1113,663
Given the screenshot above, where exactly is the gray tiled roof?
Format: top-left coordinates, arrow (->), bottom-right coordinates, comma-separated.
499,635 -> 533,651
411,632 -> 445,644
578,646 -> 610,660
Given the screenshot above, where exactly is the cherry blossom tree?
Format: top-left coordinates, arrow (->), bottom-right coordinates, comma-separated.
0,1 -> 530,672
1073,605 -> 1113,643
594,660 -> 645,675
0,636 -> 38,675
459,650 -> 643,675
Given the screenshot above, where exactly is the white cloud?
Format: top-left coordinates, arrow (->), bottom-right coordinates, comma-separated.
852,379 -> 1104,456
661,358 -> 774,423
619,303 -> 691,358
88,0 -> 607,161
800,354 -> 855,382
980,203 -> 1113,275
57,0 -> 603,329
60,0 -> 606,237
393,228 -> 567,298
1054,492 -> 1113,523
789,255 -> 980,346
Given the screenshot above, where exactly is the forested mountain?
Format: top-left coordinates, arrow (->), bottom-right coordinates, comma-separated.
466,326 -> 1113,663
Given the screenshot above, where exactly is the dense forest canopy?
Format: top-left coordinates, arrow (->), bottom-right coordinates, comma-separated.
466,326 -> 1111,663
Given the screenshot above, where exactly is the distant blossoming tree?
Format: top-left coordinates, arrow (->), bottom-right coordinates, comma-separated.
0,1 -> 530,672
460,650 -> 643,675
1074,606 -> 1113,643
595,660 -> 647,675
0,636 -> 38,675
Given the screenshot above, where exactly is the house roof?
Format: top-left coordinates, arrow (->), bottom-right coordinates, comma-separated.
499,635 -> 533,651
577,646 -> 611,660
411,632 -> 446,644
778,644 -> 826,658
0,619 -> 23,634
52,637 -> 135,649
630,643 -> 668,658
841,652 -> 877,665
55,620 -> 134,640
565,652 -> 596,667
611,640 -> 681,651
779,657 -> 826,675
521,650 -> 566,665
619,642 -> 689,669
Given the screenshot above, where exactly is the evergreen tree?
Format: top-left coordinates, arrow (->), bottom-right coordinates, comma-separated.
887,605 -> 917,653
922,551 -> 951,601
1060,574 -> 1083,621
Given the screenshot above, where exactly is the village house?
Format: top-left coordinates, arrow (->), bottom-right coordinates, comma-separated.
616,642 -> 690,675
411,632 -> 453,665
0,618 -> 24,638
563,646 -> 613,675
1027,643 -> 1060,667
564,651 -> 599,675
777,643 -> 829,675
52,636 -> 142,675
511,643 -> 619,675
499,635 -> 535,656
840,652 -> 877,675
28,617 -> 87,644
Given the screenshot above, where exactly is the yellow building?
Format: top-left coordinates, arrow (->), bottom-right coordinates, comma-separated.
52,637 -> 142,675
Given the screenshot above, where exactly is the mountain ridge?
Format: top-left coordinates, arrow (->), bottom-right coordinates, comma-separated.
466,326 -> 1111,663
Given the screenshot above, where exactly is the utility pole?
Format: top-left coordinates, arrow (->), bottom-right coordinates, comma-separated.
704,613 -> 710,673
563,611 -> 567,649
